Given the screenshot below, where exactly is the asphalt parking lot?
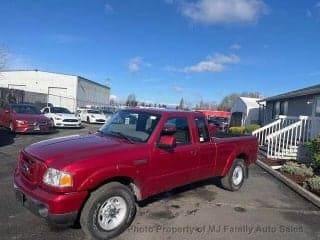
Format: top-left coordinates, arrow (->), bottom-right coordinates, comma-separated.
0,124 -> 320,240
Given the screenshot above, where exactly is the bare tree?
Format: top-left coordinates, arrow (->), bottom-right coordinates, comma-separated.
126,93 -> 138,107
0,48 -> 7,71
218,92 -> 263,111
178,98 -> 185,110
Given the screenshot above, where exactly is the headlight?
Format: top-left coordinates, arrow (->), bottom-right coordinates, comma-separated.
16,120 -> 27,125
91,115 -> 96,118
54,117 -> 62,120
43,168 -> 73,187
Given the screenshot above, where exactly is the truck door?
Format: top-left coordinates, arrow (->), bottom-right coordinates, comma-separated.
193,116 -> 216,180
151,116 -> 199,192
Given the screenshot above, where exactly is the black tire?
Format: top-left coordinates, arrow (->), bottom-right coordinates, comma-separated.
80,182 -> 136,240
87,116 -> 91,124
221,159 -> 246,191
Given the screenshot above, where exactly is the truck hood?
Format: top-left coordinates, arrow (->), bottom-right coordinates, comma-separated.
50,113 -> 79,119
14,114 -> 49,122
24,134 -> 132,166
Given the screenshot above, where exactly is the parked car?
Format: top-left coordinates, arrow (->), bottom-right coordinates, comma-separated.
208,116 -> 230,132
77,108 -> 107,124
14,109 -> 258,239
0,103 -> 53,133
41,106 -> 81,128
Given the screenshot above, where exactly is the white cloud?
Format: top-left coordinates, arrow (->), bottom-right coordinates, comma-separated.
181,53 -> 240,73
164,0 -> 175,4
51,34 -> 84,44
306,9 -> 312,18
178,0 -> 269,24
105,2 -> 114,14
128,57 -> 151,73
173,85 -> 183,93
309,71 -> 320,77
230,43 -> 242,50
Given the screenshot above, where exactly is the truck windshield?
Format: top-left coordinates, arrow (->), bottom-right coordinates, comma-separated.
98,110 -> 161,142
11,105 -> 41,115
51,107 -> 71,114
88,110 -> 101,114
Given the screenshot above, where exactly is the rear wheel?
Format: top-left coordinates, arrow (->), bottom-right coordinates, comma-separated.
221,159 -> 246,191
80,182 -> 136,240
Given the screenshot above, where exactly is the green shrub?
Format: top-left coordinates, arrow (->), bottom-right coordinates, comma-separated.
229,126 -> 245,135
307,176 -> 320,191
245,124 -> 261,133
280,161 -> 314,177
305,136 -> 320,168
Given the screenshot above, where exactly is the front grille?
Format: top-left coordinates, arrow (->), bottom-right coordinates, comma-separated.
27,121 -> 49,126
96,119 -> 105,122
63,119 -> 78,123
19,152 -> 43,184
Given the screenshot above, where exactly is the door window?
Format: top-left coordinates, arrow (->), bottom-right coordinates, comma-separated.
195,117 -> 209,142
162,117 -> 191,145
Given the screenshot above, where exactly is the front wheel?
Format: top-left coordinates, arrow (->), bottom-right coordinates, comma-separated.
80,182 -> 136,240
221,159 -> 246,191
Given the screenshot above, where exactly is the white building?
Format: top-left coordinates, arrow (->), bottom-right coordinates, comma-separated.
230,97 -> 261,127
0,70 -> 110,111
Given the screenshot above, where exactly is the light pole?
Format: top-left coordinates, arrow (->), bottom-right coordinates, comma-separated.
47,86 -> 67,107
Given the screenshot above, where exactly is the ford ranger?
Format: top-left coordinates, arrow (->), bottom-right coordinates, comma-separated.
14,109 -> 258,239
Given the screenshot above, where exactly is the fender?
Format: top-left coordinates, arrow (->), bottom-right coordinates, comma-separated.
220,144 -> 249,177
77,167 -> 119,191
77,164 -> 148,200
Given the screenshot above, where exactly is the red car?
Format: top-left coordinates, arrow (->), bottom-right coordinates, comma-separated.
0,104 -> 54,133
14,109 -> 258,240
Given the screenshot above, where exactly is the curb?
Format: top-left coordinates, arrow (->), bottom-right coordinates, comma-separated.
256,159 -> 320,209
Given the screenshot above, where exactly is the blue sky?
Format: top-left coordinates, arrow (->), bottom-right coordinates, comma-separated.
1,0 -> 320,105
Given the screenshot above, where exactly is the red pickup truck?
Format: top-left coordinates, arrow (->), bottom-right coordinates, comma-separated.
14,109 -> 258,240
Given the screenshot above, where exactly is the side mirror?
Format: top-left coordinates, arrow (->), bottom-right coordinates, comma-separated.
208,123 -> 217,137
158,136 -> 176,149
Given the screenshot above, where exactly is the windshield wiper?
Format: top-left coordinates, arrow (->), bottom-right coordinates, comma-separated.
108,131 -> 135,144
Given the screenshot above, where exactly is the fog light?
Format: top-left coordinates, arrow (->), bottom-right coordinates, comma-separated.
38,207 -> 48,217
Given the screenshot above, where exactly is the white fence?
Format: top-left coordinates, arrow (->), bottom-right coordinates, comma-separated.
253,116 -> 320,159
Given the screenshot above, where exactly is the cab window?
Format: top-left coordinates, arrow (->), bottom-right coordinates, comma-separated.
195,117 -> 209,143
161,117 -> 191,145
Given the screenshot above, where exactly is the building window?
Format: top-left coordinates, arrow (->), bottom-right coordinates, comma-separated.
316,97 -> 320,117
273,101 -> 280,118
280,101 -> 288,115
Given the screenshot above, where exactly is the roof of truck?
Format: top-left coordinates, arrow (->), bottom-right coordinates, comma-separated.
123,108 -> 205,117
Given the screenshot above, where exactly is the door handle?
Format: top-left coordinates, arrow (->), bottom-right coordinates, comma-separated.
133,159 -> 148,166
190,150 -> 198,156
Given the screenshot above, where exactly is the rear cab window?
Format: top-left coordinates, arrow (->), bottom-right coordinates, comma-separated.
194,117 -> 210,143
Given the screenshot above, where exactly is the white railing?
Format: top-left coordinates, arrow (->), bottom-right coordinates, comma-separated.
252,115 -> 299,146
265,116 -> 320,159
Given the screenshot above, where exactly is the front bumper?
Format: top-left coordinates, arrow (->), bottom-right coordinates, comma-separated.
15,125 -> 55,133
14,173 -> 88,226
